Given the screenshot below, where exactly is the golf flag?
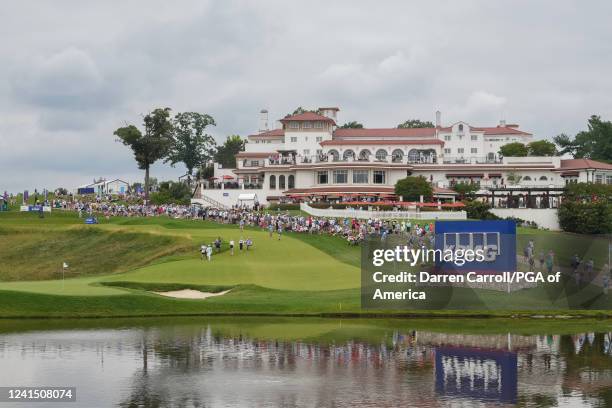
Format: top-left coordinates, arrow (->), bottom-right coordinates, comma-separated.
63,262 -> 69,269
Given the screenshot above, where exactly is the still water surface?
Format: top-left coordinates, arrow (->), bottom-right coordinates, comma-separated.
0,318 -> 611,407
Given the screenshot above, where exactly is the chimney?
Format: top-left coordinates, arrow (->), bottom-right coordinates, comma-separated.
499,119 -> 506,127
435,110 -> 441,127
259,109 -> 269,133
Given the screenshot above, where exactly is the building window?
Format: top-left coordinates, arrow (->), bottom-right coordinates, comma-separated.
343,150 -> 355,160
316,136 -> 323,142
353,170 -> 368,184
290,136 -> 297,143
373,170 -> 386,184
444,148 -> 451,154
607,175 -> 612,185
314,121 -> 323,128
523,176 -> 532,181
303,149 -> 310,156
328,150 -> 340,161
279,175 -> 286,189
303,121 -> 312,128
289,122 -> 299,129
391,149 -> 403,162
269,175 -> 276,189
375,149 -> 387,161
333,170 -> 348,184
471,135 -> 478,141
444,135 -> 451,141
288,175 -> 295,189
458,124 -> 464,132
358,149 -> 371,161
457,148 -> 465,154
471,148 -> 478,154
595,174 -> 603,184
408,149 -> 419,163
539,176 -> 548,181
316,149 -> 322,155
317,171 -> 328,184
251,160 -> 259,167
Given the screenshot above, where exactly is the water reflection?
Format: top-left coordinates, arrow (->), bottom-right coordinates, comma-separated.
0,321 -> 611,407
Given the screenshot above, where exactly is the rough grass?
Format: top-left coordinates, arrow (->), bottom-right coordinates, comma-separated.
0,226 -> 193,281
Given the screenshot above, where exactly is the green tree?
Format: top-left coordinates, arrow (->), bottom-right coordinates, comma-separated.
165,112 -> 216,182
340,121 -> 364,128
452,182 -> 479,200
114,108 -> 174,199
499,142 -> 528,157
286,106 -> 316,117
397,119 -> 434,129
214,135 -> 245,169
553,115 -> 612,162
527,140 -> 557,156
149,181 -> 192,205
394,176 -> 433,201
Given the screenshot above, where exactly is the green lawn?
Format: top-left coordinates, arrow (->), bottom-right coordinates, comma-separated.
0,210 -> 610,318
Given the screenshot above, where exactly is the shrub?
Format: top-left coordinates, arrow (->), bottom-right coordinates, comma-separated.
463,200 -> 500,220
558,200 -> 612,234
268,203 -> 300,211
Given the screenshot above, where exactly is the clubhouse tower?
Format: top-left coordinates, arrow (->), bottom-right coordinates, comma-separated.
194,107 -> 612,207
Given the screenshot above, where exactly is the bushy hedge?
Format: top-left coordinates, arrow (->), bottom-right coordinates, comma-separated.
463,200 -> 500,220
558,200 -> 612,234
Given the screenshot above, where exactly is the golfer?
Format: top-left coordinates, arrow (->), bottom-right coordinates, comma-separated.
200,244 -> 206,261
229,240 -> 235,255
206,244 -> 213,261
239,238 -> 244,251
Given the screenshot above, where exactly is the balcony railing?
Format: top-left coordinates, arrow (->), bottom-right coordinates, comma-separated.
442,156 -> 502,164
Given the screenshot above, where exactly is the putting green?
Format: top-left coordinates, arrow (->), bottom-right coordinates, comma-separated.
104,229 -> 359,291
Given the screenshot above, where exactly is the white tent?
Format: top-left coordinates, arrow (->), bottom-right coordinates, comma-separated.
237,193 -> 258,207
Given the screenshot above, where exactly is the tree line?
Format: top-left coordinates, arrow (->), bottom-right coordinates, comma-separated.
114,108 -> 244,199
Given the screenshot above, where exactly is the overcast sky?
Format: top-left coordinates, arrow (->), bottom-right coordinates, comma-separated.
1,0 -> 611,193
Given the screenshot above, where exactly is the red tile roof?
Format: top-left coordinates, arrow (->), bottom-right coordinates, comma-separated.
248,129 -> 284,138
280,112 -> 335,123
560,159 -> 612,170
320,139 -> 443,146
333,128 -> 436,137
284,186 -> 395,194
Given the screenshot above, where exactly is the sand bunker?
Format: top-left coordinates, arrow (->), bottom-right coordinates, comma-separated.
153,289 -> 231,299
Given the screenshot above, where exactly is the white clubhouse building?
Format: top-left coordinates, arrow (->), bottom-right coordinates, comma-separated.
194,107 -> 612,208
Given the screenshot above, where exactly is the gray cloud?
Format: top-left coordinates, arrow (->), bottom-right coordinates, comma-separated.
1,0 -> 611,192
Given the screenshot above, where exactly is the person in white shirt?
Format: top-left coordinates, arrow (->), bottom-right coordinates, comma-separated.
229,240 -> 235,255
206,245 -> 213,261
200,244 -> 206,261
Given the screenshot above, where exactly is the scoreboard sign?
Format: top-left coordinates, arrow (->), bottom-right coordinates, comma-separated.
434,220 -> 516,273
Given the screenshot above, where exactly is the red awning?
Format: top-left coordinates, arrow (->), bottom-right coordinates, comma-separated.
222,175 -> 234,180
446,173 -> 485,178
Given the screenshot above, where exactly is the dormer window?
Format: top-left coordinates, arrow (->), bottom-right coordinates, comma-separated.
289,122 -> 299,129
303,121 -> 313,129
458,124 -> 464,132
314,121 -> 323,128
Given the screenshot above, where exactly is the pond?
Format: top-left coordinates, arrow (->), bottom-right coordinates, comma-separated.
0,317 -> 611,407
